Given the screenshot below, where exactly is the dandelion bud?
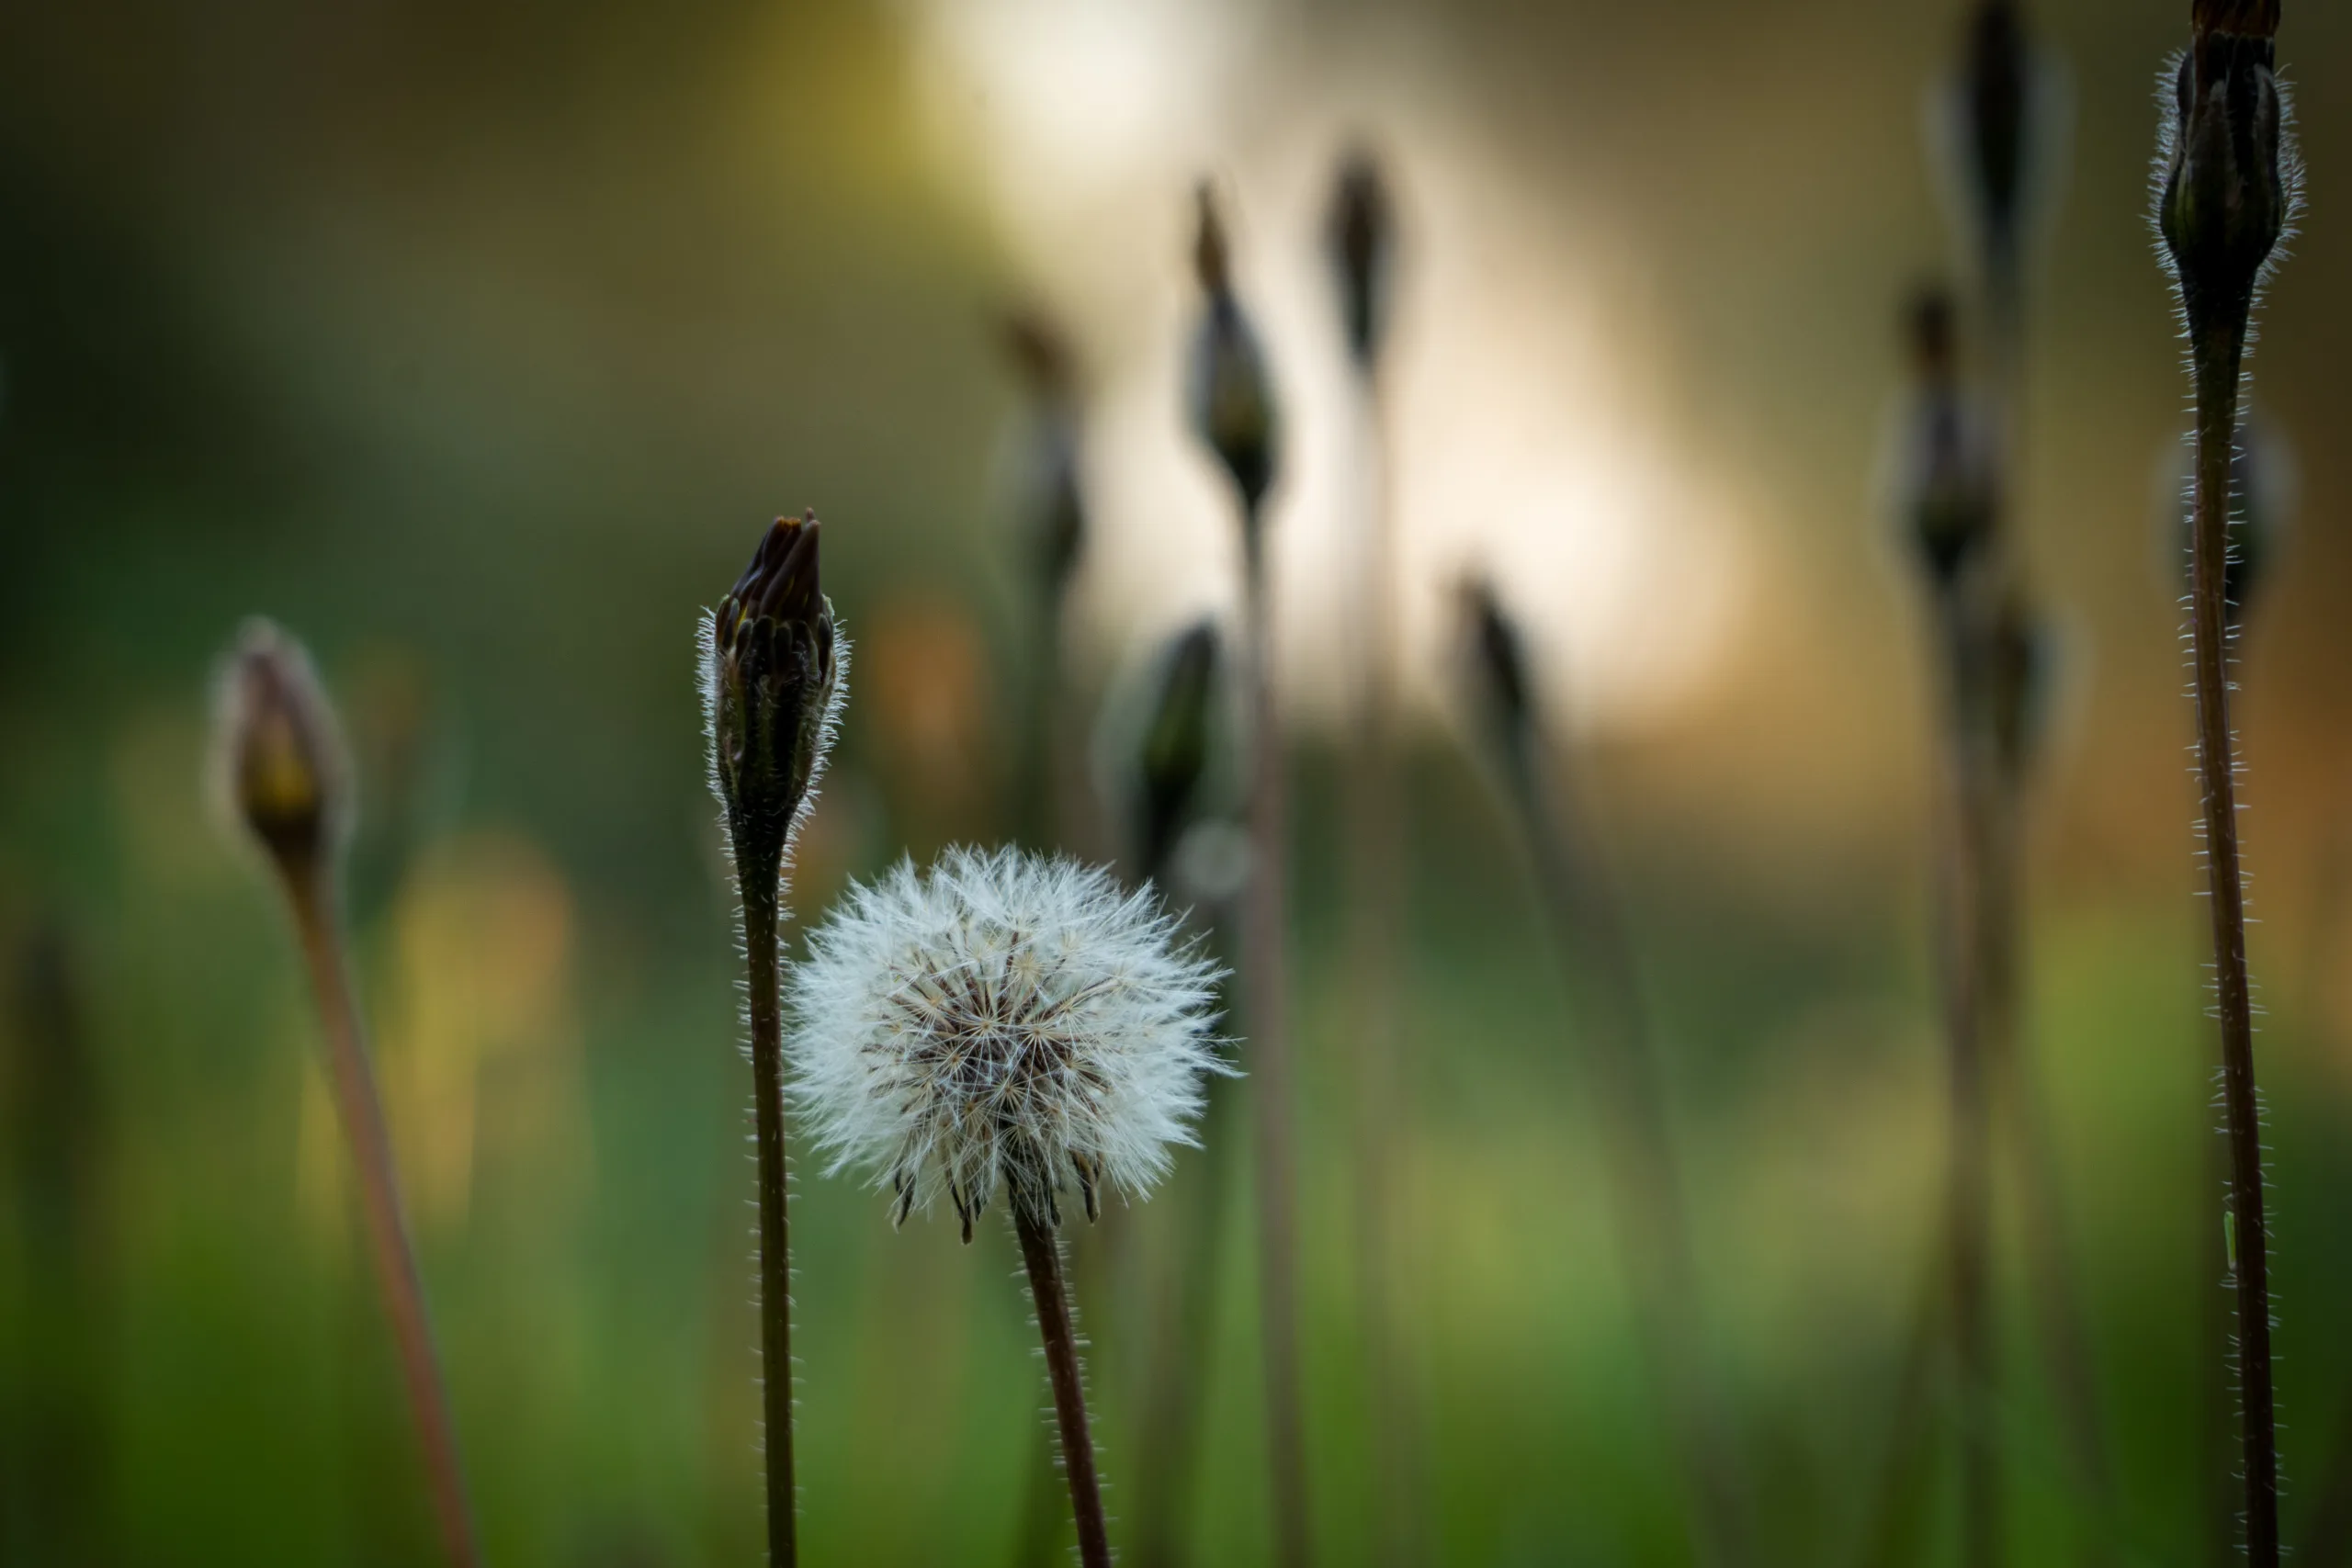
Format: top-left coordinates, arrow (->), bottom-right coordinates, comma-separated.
1325,146 -> 1396,373
1458,577 -> 1534,765
1002,309 -> 1087,600
1137,622 -> 1221,879
705,512 -> 843,869
1961,0 -> 2030,261
2158,0 -> 2292,331
1898,288 -> 2001,591
1187,185 -> 1280,530
790,847 -> 1227,1240
1984,591 -> 2054,780
215,620 -> 346,875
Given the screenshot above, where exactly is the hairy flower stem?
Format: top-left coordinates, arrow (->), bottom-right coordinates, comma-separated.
1014,1209 -> 1113,1568
279,866 -> 481,1568
2189,316 -> 2278,1568
1502,739 -> 1747,1568
738,872 -> 799,1568
1241,519 -> 1312,1568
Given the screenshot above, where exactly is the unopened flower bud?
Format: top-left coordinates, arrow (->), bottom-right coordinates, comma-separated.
1962,1 -> 2030,262
215,620 -> 347,876
705,512 -> 843,871
1137,621 -> 1221,880
2158,0 -> 2292,331
1984,591 -> 2054,779
1002,309 -> 1087,600
1898,288 -> 2002,591
1325,146 -> 1396,374
1458,577 -> 1535,766
1186,185 -> 1280,531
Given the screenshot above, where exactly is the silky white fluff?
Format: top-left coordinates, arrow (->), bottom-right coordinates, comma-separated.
788,845 -> 1227,1232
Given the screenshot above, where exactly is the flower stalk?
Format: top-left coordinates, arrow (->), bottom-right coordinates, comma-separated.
2155,2 -> 2294,1559
1014,1204 -> 1113,1568
1460,582 -> 1749,1568
1188,183 -> 1310,1568
218,624 -> 481,1568
704,512 -> 844,1566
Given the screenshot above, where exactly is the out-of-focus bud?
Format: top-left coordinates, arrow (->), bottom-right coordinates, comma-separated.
1137,621 -> 1220,880
1458,577 -> 1535,768
1002,309 -> 1087,599
1984,591 -> 2054,780
707,512 -> 842,866
216,620 -> 347,875
2159,0 -> 2291,330
1325,145 -> 1396,374
1897,288 -> 2003,592
1962,1 -> 2030,264
1187,185 -> 1280,533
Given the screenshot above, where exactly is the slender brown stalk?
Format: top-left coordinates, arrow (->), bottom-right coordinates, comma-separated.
1346,353 -> 1417,1568
281,867 -> 481,1568
2188,320 -> 2277,1566
1242,524 -> 1311,1568
738,877 -> 798,1567
1501,731 -> 1747,1568
1014,1207 -> 1113,1568
1939,613 -> 2002,1568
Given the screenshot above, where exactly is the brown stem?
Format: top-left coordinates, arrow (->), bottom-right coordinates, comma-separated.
1014,1207 -> 1113,1568
1505,739 -> 1748,1568
740,878 -> 799,1567
2188,317 -> 2278,1568
1241,526 -> 1312,1568
282,868 -> 481,1568
1346,371 -> 1417,1568
1131,1053 -> 1238,1568
1941,636 -> 2000,1568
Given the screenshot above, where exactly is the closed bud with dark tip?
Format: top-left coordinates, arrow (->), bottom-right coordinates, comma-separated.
704,512 -> 844,874
1326,146 -> 1396,374
1137,621 -> 1221,879
2159,0 -> 2294,332
216,620 -> 347,877
1458,577 -> 1535,773
1962,0 -> 2031,262
1187,185 -> 1281,532
1985,591 -> 2055,781
1002,309 -> 1088,600
1898,288 -> 2002,592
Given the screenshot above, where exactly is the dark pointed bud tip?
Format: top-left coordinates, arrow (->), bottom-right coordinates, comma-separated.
1139,621 -> 1220,875
1906,288 -> 1959,380
1001,308 -> 1077,404
1193,183 -> 1231,297
729,513 -> 822,644
2193,0 -> 2278,39
1459,577 -> 1532,745
1327,145 -> 1395,368
219,621 -> 345,873
1963,0 -> 2030,238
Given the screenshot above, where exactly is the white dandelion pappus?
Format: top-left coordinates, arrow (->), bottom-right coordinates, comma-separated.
789,845 -> 1228,1238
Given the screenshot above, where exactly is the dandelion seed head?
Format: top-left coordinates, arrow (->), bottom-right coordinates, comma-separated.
789,846 -> 1227,1237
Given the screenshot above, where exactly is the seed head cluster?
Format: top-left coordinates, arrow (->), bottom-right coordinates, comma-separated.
788,846 -> 1227,1239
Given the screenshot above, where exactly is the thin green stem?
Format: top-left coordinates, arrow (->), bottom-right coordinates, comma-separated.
2188,315 -> 2278,1568
1242,526 -> 1311,1568
1014,1208 -> 1113,1568
283,868 -> 481,1568
738,874 -> 798,1568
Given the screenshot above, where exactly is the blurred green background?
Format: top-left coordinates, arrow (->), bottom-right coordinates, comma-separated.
6,0 -> 2352,1562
